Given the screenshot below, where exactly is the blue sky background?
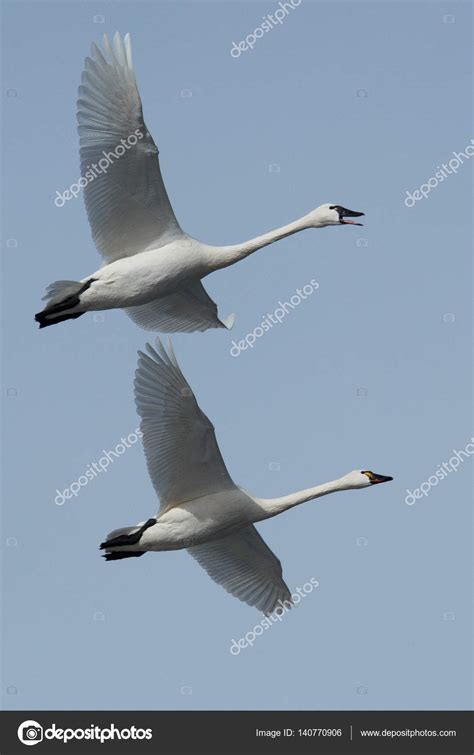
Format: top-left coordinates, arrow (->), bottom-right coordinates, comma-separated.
2,0 -> 472,710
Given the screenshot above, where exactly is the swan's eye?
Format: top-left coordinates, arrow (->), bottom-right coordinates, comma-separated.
362,470 -> 374,480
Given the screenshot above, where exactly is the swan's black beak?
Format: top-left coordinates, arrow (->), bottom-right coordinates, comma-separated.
368,472 -> 393,485
335,206 -> 365,225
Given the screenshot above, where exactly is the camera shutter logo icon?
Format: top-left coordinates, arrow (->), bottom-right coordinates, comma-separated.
17,720 -> 43,746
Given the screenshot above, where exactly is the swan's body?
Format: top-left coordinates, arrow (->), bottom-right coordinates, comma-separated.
101,339 -> 393,615
76,239 -> 210,310
36,32 -> 363,332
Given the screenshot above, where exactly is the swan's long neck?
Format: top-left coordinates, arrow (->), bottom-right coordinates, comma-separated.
256,477 -> 354,520
208,212 -> 316,271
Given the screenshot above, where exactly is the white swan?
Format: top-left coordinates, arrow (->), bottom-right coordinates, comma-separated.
101,339 -> 393,615
36,32 -> 364,332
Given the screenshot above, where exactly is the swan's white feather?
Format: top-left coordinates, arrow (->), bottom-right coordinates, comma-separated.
188,525 -> 292,615
125,281 -> 233,332
77,32 -> 183,262
134,338 -> 236,508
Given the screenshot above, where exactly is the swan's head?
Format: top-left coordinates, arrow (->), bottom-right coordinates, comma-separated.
342,469 -> 393,489
310,204 -> 365,228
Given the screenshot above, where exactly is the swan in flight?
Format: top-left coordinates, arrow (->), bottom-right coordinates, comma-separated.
36,32 -> 364,332
101,339 -> 393,615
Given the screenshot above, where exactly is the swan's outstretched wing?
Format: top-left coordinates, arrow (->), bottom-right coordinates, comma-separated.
188,526 -> 293,615
78,32 -> 183,262
125,281 -> 235,332
135,338 -> 236,508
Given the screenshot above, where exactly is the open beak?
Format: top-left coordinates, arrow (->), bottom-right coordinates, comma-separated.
339,207 -> 364,226
369,473 -> 393,485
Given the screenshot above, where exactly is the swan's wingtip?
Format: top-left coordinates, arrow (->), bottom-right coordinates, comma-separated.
222,313 -> 236,330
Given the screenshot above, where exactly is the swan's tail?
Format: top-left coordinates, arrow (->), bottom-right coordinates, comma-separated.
102,550 -> 146,561
100,518 -> 156,561
35,279 -> 94,328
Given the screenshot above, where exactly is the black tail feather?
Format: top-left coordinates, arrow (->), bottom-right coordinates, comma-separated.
100,518 -> 156,551
35,310 -> 84,329
100,517 -> 157,561
102,551 -> 146,561
35,278 -> 95,329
